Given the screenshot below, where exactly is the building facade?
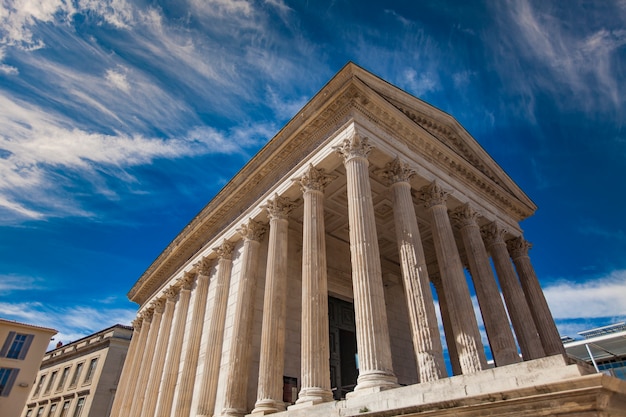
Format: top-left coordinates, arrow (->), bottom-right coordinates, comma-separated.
22,324 -> 132,417
0,319 -> 56,417
112,63 -> 626,417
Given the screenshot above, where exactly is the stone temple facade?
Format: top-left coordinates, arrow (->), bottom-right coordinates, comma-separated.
110,63 -> 626,417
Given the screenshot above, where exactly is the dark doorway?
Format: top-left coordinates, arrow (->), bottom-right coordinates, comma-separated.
329,296 -> 358,399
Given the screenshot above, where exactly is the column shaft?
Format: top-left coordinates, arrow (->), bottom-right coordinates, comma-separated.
452,205 -> 520,366
335,134 -> 398,393
421,182 -> 486,374
383,159 -> 445,382
155,274 -> 194,417
482,223 -> 544,360
508,237 -> 565,356
109,320 -> 141,417
174,260 -> 213,417
141,289 -> 177,417
252,196 -> 293,414
295,166 -> 334,405
219,221 -> 266,417
129,300 -> 164,417
197,242 -> 235,417
120,312 -> 151,416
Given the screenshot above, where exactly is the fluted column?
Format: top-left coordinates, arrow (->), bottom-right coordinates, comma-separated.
109,318 -> 141,417
431,275 -> 462,376
334,133 -> 398,393
219,220 -> 267,417
120,311 -> 151,416
381,158 -> 445,382
451,204 -> 520,366
174,259 -> 213,417
482,222 -> 544,360
294,165 -> 335,405
420,182 -> 486,374
197,241 -> 235,417
155,273 -> 194,417
141,287 -> 178,417
508,237 -> 565,356
252,195 -> 294,414
130,299 -> 164,417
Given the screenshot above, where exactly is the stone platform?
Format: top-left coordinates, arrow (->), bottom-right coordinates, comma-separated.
278,355 -> 626,416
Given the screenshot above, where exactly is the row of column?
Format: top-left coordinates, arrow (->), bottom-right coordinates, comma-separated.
111,131 -> 563,417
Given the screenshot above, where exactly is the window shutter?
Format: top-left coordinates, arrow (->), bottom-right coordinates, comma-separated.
18,334 -> 34,360
0,332 -> 15,357
2,368 -> 19,396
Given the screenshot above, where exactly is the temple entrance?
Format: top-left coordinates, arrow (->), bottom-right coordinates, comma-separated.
328,296 -> 358,399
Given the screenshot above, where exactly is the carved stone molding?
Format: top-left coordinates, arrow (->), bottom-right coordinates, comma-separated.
481,222 -> 507,247
450,203 -> 480,228
420,181 -> 449,208
333,132 -> 373,163
507,236 -> 532,259
215,240 -> 235,260
263,194 -> 295,220
379,157 -> 416,185
237,219 -> 267,242
297,164 -> 336,193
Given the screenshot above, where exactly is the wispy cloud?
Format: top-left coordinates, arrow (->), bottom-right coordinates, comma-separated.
544,270 -> 626,320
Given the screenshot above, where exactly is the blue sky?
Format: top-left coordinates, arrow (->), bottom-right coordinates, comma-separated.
0,0 -> 625,350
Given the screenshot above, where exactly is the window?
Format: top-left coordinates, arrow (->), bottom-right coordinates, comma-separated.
56,367 -> 70,392
71,397 -> 85,417
68,363 -> 83,388
46,403 -> 58,417
36,407 -> 44,417
0,332 -> 34,360
33,374 -> 46,397
0,367 -> 20,397
58,401 -> 71,417
25,408 -> 34,417
44,370 -> 58,395
83,358 -> 98,384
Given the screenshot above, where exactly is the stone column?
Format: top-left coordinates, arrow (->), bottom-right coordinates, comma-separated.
334,133 -> 398,393
219,220 -> 267,417
252,195 -> 294,414
294,165 -> 335,406
156,272 -> 194,417
451,204 -> 521,367
420,182 -> 486,374
174,259 -> 213,417
482,222 -> 544,360
507,237 -> 565,356
120,311 -> 151,416
109,318 -> 141,417
129,299 -> 164,417
381,158 -> 445,382
431,274 -> 462,376
141,287 -> 178,417
197,241 -> 235,417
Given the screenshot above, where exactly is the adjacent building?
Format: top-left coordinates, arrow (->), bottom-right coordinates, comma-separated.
0,319 -> 57,417
564,322 -> 626,380
111,63 -> 626,417
22,324 -> 132,417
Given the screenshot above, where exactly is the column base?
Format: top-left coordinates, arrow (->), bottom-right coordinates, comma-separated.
248,399 -> 286,416
348,370 -> 398,398
290,387 -> 333,408
217,408 -> 246,417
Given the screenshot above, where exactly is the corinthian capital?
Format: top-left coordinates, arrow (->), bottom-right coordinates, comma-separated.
152,298 -> 165,314
263,194 -> 295,220
507,236 -> 532,259
180,270 -> 196,290
333,132 -> 373,163
481,221 -> 507,247
196,256 -> 213,276
297,164 -> 336,193
379,157 -> 416,185
165,286 -> 179,301
131,317 -> 143,331
420,181 -> 449,208
215,240 -> 235,260
450,203 -> 480,228
238,219 -> 267,242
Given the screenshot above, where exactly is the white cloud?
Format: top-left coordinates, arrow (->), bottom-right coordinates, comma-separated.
544,270 -> 626,319
0,274 -> 43,293
402,68 -> 439,97
105,67 -> 131,93
0,300 -> 136,349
